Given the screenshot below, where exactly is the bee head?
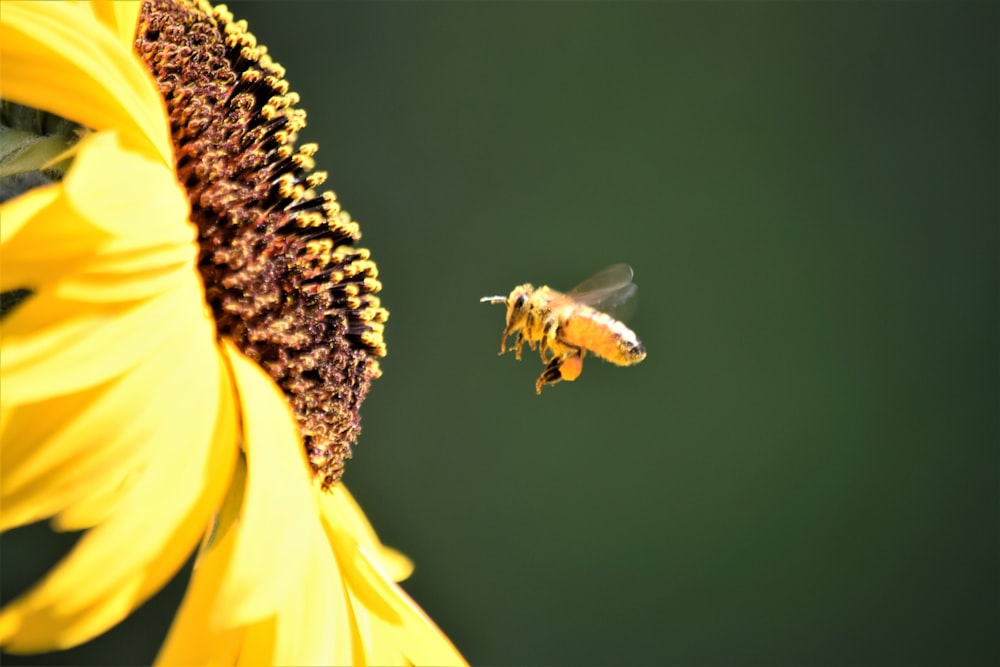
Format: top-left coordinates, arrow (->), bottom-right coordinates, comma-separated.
480,283 -> 535,330
504,284 -> 534,329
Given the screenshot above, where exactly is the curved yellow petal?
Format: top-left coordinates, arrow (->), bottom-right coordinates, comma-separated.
351,592 -> 467,667
162,343 -> 354,666
53,246 -> 201,304
0,329 -> 237,653
1,131 -> 192,293
88,0 -> 142,49
239,524 -> 347,667
50,467 -> 143,532
155,461 -> 247,667
325,484 -> 414,582
1,307 -> 219,530
273,542 -> 345,666
0,380 -> 135,530
0,186 -> 108,292
212,340 -> 317,626
0,1 -> 172,165
323,517 -> 402,627
0,183 -> 59,248
319,491 -> 467,666
62,131 -> 190,242
1,276 -> 209,405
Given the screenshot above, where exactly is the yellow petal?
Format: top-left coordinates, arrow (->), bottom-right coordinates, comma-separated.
240,525 -> 347,667
0,381 -> 135,530
0,330 -> 237,652
161,347 -> 353,666
0,183 -> 59,248
0,184 -> 109,292
323,513 -> 402,627
1,276 -> 210,404
62,131 -> 190,242
1,307 -> 218,530
50,467 -> 143,532
88,0 -> 142,49
0,1 -> 172,165
212,341 -> 317,626
353,594 -> 467,667
155,461 -> 247,667
1,131 -> 194,298
319,490 -> 467,666
54,247 -> 201,304
273,544 -> 346,666
325,484 -> 414,582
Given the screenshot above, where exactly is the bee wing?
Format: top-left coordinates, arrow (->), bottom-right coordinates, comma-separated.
566,264 -> 638,321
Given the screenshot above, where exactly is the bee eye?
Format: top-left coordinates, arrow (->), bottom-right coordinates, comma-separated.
514,295 -> 527,309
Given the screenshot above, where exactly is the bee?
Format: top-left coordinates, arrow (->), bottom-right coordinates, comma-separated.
480,264 -> 647,394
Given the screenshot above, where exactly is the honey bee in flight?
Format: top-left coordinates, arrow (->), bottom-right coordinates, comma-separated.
480,264 -> 647,394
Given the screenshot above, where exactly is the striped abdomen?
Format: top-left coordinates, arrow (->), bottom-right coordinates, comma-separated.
558,306 -> 646,366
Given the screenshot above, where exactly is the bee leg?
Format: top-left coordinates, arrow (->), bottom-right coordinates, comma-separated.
539,317 -> 560,364
535,350 -> 584,394
539,343 -> 553,365
514,330 -> 535,360
535,356 -> 565,394
519,309 -> 538,360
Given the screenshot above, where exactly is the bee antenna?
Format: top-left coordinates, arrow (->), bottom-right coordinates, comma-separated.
479,296 -> 507,305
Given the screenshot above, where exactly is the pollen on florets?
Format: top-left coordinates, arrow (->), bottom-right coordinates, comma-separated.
135,0 -> 388,489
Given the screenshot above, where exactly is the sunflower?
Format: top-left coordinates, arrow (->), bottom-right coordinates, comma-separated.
0,1 -> 465,664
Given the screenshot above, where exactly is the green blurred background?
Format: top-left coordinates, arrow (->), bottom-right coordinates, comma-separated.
3,1 -> 997,665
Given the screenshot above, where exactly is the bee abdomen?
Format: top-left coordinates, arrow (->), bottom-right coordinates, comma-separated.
560,308 -> 646,366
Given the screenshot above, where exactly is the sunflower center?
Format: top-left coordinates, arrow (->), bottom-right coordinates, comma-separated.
134,0 -> 388,489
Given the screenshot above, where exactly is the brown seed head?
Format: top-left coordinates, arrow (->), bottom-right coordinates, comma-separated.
134,0 -> 388,489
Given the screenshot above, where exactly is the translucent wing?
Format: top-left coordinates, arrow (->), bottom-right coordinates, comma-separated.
566,264 -> 638,321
